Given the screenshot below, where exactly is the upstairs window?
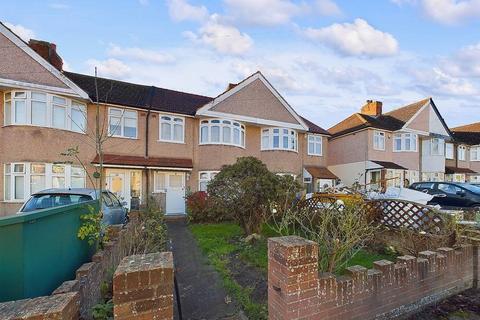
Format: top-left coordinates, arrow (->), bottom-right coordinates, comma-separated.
445,143 -> 454,159
393,133 -> 417,152
307,135 -> 322,156
458,145 -> 466,161
200,119 -> 245,148
431,138 -> 444,156
471,146 -> 480,161
160,116 -> 184,143
373,131 -> 385,151
261,128 -> 297,151
3,91 -> 86,133
108,108 -> 137,138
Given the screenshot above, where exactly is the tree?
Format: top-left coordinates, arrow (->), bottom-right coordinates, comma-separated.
207,157 -> 301,235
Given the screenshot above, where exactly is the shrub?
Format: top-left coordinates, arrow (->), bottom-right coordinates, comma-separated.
208,157 -> 302,235
186,191 -> 227,223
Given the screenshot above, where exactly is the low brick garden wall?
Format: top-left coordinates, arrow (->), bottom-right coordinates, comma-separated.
0,216 -> 138,320
268,236 -> 480,320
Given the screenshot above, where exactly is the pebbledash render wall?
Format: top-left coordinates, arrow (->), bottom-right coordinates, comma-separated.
268,236 -> 479,320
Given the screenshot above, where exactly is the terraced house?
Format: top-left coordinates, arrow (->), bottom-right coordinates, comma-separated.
327,98 -> 453,189
0,22 -> 333,216
446,122 -> 480,183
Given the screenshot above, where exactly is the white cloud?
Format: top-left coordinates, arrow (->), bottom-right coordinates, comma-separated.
86,58 -> 132,79
442,42 -> 480,78
107,44 -> 175,64
224,0 -> 305,26
4,22 -> 36,41
48,3 -> 69,9
410,67 -> 478,96
421,0 -> 480,24
303,19 -> 399,57
315,0 -> 342,16
166,0 -> 209,22
390,0 -> 417,5
186,14 -> 253,55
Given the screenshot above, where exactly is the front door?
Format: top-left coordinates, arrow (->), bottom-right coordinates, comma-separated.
165,172 -> 186,215
105,169 -> 142,210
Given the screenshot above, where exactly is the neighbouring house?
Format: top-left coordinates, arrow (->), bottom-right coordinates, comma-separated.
0,22 -> 333,216
327,98 -> 453,190
447,122 -> 480,183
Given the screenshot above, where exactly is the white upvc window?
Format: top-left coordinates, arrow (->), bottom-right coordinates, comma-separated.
199,119 -> 245,148
108,107 -> 138,138
393,133 -> 417,152
430,138 -> 444,156
307,135 -> 323,156
471,146 -> 480,161
458,145 -> 466,161
261,127 -> 297,152
199,171 -> 219,192
445,143 -> 454,159
3,163 -> 86,202
3,91 -> 87,133
373,131 -> 385,151
160,115 -> 184,143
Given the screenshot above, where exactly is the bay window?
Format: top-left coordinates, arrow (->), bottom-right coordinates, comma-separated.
199,171 -> 219,192
471,146 -> 480,161
373,131 -> 385,151
3,91 -> 86,133
160,115 -> 184,143
393,133 -> 417,152
458,145 -> 466,161
3,163 -> 86,202
261,128 -> 297,151
307,135 -> 322,156
199,119 -> 245,147
108,107 -> 137,138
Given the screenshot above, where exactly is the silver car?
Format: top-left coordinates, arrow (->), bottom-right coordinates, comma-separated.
19,188 -> 128,225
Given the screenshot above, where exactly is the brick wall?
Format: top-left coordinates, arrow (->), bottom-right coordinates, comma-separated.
113,252 -> 174,320
268,236 -> 479,320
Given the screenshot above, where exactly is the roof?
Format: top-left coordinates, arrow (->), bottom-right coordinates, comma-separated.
445,166 -> 478,174
92,154 -> 193,169
299,116 -> 330,135
370,161 -> 407,170
64,72 -> 213,116
305,166 -> 338,179
451,122 -> 480,145
328,98 -> 431,137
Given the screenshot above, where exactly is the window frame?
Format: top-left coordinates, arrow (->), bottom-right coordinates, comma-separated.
307,134 -> 323,156
445,143 -> 454,159
373,130 -> 386,151
159,114 -> 185,144
393,133 -> 418,152
199,119 -> 245,148
3,91 -> 87,133
471,146 -> 480,162
430,138 -> 444,156
198,171 -> 219,192
108,107 -> 138,139
458,145 -> 467,161
261,127 -> 298,152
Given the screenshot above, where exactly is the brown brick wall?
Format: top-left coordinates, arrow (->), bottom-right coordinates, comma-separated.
268,236 -> 479,320
113,252 -> 174,320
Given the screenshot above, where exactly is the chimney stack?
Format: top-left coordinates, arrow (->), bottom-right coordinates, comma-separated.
28,39 -> 63,71
226,83 -> 237,91
361,100 -> 382,116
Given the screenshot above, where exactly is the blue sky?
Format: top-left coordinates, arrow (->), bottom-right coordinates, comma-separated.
3,0 -> 480,128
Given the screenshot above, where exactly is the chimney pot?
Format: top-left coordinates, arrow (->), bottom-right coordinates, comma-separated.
361,100 -> 383,116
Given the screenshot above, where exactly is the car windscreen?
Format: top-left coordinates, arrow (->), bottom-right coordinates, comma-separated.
461,184 -> 480,194
22,194 -> 93,212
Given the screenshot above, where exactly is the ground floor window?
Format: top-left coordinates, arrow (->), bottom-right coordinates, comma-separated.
385,169 -> 404,188
199,171 -> 219,192
368,170 -> 382,191
421,172 -> 445,182
3,163 -> 86,202
445,173 -> 466,183
316,179 -> 334,192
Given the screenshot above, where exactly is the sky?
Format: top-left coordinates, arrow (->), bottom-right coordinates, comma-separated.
2,0 -> 480,129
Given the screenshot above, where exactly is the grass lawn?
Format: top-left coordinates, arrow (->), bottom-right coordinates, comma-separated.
190,222 -> 397,319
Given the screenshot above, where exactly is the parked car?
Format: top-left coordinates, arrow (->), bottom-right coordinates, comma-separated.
409,182 -> 480,209
19,188 -> 128,225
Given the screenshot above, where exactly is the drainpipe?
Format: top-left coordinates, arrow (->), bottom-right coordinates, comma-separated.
144,86 -> 155,205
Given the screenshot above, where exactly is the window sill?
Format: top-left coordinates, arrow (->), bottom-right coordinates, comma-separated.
110,135 -> 138,140
261,149 -> 298,154
373,148 -> 385,151
157,140 -> 185,144
199,143 -> 245,149
393,150 -> 417,153
307,153 -> 323,157
1,200 -> 24,204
